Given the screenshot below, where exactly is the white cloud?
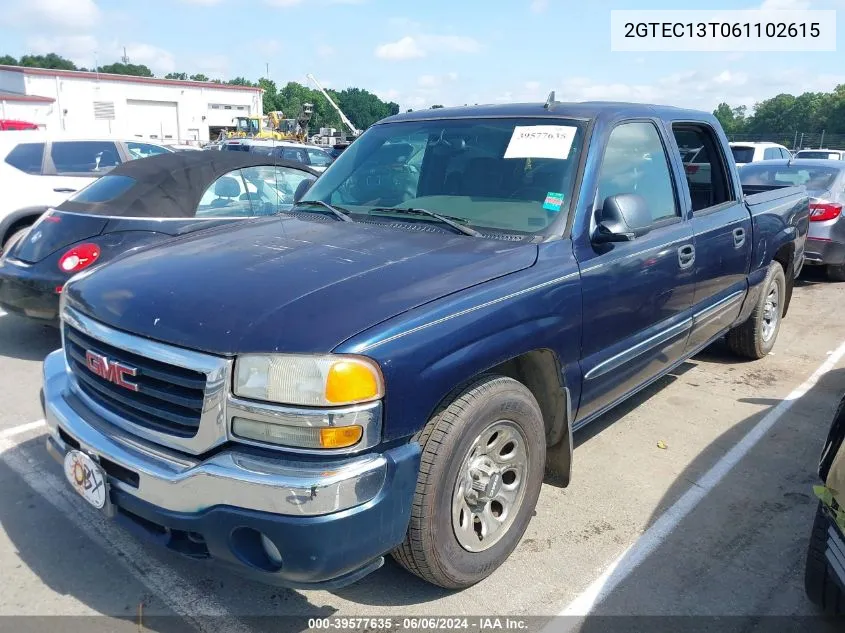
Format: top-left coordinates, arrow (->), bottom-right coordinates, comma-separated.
317,45 -> 335,58
447,71 -> 459,81
530,0 -> 549,13
2,0 -> 101,30
191,54 -> 229,79
254,39 -> 282,57
179,0 -> 224,4
375,36 -> 425,60
27,36 -> 176,75
265,0 -> 303,6
375,33 -> 480,60
418,74 -> 439,88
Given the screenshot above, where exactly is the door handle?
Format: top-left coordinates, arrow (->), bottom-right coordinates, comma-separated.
733,227 -> 746,248
53,188 -> 77,193
678,244 -> 696,270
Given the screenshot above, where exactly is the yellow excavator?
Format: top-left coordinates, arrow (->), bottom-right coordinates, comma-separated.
219,103 -> 314,142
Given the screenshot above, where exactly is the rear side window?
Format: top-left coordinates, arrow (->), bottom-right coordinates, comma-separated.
672,124 -> 734,212
730,146 -> 755,163
279,148 -> 308,163
763,147 -> 780,160
4,142 -> 44,174
68,175 -> 137,203
51,141 -> 122,174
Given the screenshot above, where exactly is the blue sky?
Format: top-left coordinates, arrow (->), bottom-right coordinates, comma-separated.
0,0 -> 843,112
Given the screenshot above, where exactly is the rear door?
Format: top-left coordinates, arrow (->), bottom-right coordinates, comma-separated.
43,140 -> 123,200
669,123 -> 752,353
1,140 -> 48,216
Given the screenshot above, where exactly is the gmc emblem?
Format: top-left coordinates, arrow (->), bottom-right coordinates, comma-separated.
84,350 -> 139,392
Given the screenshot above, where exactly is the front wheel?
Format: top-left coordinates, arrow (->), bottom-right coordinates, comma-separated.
391,375 -> 546,589
726,260 -> 786,360
827,264 -> 845,282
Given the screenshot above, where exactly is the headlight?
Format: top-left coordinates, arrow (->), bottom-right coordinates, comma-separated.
233,354 -> 384,407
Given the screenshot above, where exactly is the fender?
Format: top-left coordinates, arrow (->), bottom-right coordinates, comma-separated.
0,206 -> 49,246
336,239 -> 583,487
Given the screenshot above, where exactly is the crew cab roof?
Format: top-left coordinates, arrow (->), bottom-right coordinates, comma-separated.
377,101 -> 715,125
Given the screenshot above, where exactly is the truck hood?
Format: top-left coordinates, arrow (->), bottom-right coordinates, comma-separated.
64,217 -> 538,355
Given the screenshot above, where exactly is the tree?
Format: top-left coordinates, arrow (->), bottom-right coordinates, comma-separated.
190,73 -> 209,82
97,62 -> 154,77
258,77 -> 278,114
18,53 -> 76,70
0,55 -> 17,65
227,77 -> 257,87
713,102 -> 747,135
430,104 -> 444,109
165,72 -> 188,80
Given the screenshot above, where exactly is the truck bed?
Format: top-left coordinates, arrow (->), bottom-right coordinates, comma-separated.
743,183 -> 805,204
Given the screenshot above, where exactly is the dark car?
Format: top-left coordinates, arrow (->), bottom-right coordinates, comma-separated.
805,393 -> 845,614
0,151 -> 317,323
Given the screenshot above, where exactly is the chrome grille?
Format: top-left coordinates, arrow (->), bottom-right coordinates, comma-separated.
63,323 -> 207,438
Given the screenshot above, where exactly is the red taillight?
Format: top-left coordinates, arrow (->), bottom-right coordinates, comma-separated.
810,201 -> 843,222
58,243 -> 100,273
685,164 -> 699,174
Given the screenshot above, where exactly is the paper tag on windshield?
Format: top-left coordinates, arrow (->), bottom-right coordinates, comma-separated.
504,125 -> 577,160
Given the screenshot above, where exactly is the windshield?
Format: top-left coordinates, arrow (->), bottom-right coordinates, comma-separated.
796,151 -> 842,160
738,163 -> 841,190
730,146 -> 755,163
301,117 -> 586,235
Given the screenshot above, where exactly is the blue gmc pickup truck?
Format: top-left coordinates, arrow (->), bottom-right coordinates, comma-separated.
42,100 -> 809,590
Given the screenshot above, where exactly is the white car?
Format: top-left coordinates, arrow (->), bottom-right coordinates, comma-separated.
793,148 -> 845,160
728,141 -> 791,166
0,133 -> 174,251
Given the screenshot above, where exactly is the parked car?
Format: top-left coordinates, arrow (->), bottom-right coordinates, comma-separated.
220,138 -> 335,172
794,149 -> 845,160
738,159 -> 845,280
0,133 -> 176,251
0,119 -> 39,131
0,151 -> 317,322
729,141 -> 792,165
804,393 -> 845,615
42,101 -> 808,591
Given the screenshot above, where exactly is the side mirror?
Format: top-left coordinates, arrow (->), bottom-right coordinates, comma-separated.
293,177 -> 315,203
593,193 -> 652,244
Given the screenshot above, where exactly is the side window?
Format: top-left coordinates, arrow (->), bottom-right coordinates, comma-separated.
4,142 -> 45,175
597,122 -> 678,223
239,165 -> 315,213
280,148 -> 308,163
779,147 -> 790,159
763,147 -> 780,160
51,141 -> 122,174
195,169 -> 254,218
671,124 -> 734,213
306,148 -> 333,167
126,142 -> 172,160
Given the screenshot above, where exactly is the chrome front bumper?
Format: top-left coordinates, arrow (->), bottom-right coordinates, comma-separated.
42,349 -> 388,516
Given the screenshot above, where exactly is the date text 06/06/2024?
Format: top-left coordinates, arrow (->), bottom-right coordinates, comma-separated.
307,617 -> 530,630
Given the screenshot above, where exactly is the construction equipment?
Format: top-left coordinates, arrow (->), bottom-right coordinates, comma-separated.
306,73 -> 361,138
218,104 -> 314,142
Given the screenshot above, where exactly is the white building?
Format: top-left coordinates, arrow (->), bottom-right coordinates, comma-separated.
0,65 -> 263,143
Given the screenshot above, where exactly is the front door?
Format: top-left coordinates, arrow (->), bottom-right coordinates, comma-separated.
574,120 -> 696,424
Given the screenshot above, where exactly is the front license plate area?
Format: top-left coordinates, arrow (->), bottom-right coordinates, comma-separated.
63,449 -> 112,514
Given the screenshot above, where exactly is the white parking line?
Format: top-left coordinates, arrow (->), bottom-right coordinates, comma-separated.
552,339 -> 845,621
0,428 -> 253,633
0,419 -> 45,438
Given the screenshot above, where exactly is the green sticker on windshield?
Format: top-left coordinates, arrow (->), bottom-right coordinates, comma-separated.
543,192 -> 564,212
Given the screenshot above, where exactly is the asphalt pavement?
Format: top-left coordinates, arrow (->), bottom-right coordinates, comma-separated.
0,269 -> 843,632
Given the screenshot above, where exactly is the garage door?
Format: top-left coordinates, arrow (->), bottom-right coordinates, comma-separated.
126,99 -> 179,142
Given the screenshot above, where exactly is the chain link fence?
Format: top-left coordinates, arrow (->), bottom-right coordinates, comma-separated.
727,132 -> 845,151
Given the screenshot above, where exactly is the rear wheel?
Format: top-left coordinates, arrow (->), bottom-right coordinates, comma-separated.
726,260 -> 785,359
827,264 -> 845,282
392,375 -> 546,589
1,227 -> 30,255
805,502 -> 845,615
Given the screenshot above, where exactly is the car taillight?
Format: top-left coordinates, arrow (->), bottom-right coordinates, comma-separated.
58,243 -> 100,273
685,164 -> 699,174
809,201 -> 843,222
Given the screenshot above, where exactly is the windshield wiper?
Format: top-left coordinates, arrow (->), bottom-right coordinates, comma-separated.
370,207 -> 482,237
292,200 -> 353,222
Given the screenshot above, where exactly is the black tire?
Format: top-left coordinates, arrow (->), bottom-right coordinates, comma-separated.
1,227 -> 30,255
726,260 -> 786,360
804,502 -> 845,615
391,375 -> 546,589
827,264 -> 845,282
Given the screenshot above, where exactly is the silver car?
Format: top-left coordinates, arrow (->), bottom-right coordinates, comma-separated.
739,159 -> 845,280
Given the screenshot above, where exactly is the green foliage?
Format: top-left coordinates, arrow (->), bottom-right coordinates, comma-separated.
716,86 -> 845,137
227,77 -> 257,87
18,53 -> 77,70
165,72 -> 188,80
97,62 -> 154,77
190,73 -> 209,82
0,54 -> 18,65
